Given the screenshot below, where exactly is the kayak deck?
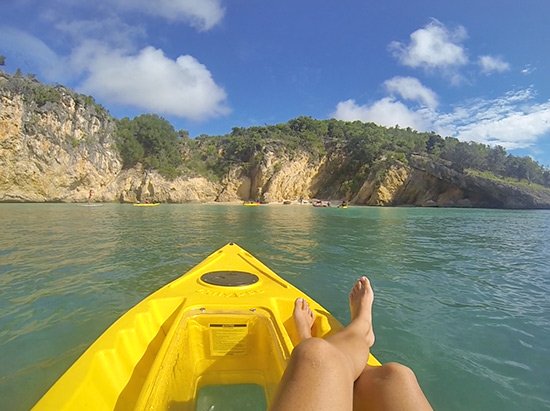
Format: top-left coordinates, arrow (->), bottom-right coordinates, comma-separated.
34,243 -> 380,410
139,308 -> 288,409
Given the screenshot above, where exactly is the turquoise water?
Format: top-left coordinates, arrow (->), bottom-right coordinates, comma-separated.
0,204 -> 549,410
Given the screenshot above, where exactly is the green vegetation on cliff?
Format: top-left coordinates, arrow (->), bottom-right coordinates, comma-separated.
0,71 -> 108,118
179,116 -> 550,194
113,111 -> 550,192
116,114 -> 183,178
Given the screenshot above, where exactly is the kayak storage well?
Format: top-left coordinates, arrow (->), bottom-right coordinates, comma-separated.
135,308 -> 288,410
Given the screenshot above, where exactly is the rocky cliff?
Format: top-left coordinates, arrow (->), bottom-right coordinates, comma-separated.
347,155 -> 550,208
0,78 -> 121,202
1,73 -> 550,208
0,73 -> 219,203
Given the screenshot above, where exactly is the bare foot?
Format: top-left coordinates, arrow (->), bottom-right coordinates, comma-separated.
349,276 -> 375,347
293,298 -> 315,341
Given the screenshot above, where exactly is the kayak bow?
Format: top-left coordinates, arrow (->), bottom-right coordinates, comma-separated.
34,243 -> 380,410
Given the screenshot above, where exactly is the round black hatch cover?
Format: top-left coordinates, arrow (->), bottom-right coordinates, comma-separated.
201,271 -> 259,286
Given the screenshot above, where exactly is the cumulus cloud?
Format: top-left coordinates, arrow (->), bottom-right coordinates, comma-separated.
71,42 -> 230,121
383,76 -> 438,108
117,0 -> 225,31
389,19 -> 468,70
478,55 -> 510,74
333,87 -> 550,151
332,98 -> 432,131
0,0 -> 230,122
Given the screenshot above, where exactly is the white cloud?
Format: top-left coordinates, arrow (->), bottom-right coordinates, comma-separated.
436,90 -> 550,149
55,17 -> 145,49
117,0 -> 225,31
332,98 -> 432,131
383,76 -> 438,108
333,87 -> 550,151
0,1 -> 229,121
71,42 -> 230,121
389,20 -> 468,70
478,55 -> 510,74
0,26 -> 67,81
521,64 -> 536,75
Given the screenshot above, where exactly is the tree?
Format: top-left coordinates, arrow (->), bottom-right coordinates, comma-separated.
440,140 -> 488,171
327,119 -> 346,140
118,130 -> 144,167
115,114 -> 183,177
0,55 -> 5,66
504,155 -> 538,182
425,134 -> 444,155
519,156 -> 544,184
289,116 -> 318,133
486,145 -> 507,175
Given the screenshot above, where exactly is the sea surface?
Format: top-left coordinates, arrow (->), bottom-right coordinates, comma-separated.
0,203 -> 549,410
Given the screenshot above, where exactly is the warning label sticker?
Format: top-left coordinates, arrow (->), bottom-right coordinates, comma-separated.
209,324 -> 248,356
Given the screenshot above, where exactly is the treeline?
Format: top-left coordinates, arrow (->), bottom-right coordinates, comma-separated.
425,134 -> 549,185
115,113 -> 550,187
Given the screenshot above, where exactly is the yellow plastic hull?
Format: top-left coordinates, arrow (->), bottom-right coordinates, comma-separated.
133,203 -> 160,207
34,243 -> 380,410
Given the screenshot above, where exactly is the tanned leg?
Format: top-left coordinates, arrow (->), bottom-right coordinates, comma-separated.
271,277 -> 375,411
353,362 -> 433,411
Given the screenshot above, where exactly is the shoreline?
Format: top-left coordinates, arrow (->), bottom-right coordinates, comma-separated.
1,201 -> 549,210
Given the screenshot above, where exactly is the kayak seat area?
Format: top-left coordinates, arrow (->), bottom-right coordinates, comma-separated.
196,383 -> 266,411
136,307 -> 289,411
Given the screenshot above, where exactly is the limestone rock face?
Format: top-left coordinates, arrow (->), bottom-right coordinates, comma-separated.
0,84 -> 122,202
258,152 -> 322,202
353,161 -> 410,205
216,151 -> 324,202
0,79 -> 220,204
349,155 -> 550,208
406,155 -> 550,208
115,167 -> 220,203
216,166 -> 251,202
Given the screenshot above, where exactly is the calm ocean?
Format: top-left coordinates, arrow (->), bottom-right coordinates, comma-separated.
1,204 -> 549,410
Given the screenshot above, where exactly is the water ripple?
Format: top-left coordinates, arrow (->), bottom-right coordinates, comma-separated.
1,205 -> 549,411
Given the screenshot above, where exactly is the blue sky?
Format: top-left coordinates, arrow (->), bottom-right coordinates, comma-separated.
1,0 -> 550,166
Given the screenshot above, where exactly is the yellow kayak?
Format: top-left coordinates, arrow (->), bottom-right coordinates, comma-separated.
34,243 -> 380,410
133,203 -> 160,207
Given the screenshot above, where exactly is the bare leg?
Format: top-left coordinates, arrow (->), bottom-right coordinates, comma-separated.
270,277 -> 375,411
353,363 -> 433,411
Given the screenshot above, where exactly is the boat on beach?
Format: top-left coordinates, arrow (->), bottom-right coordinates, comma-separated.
33,243 -> 380,410
312,200 -> 331,207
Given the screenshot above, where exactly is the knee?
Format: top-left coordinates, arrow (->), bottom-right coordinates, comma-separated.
379,362 -> 418,384
291,338 -> 340,368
